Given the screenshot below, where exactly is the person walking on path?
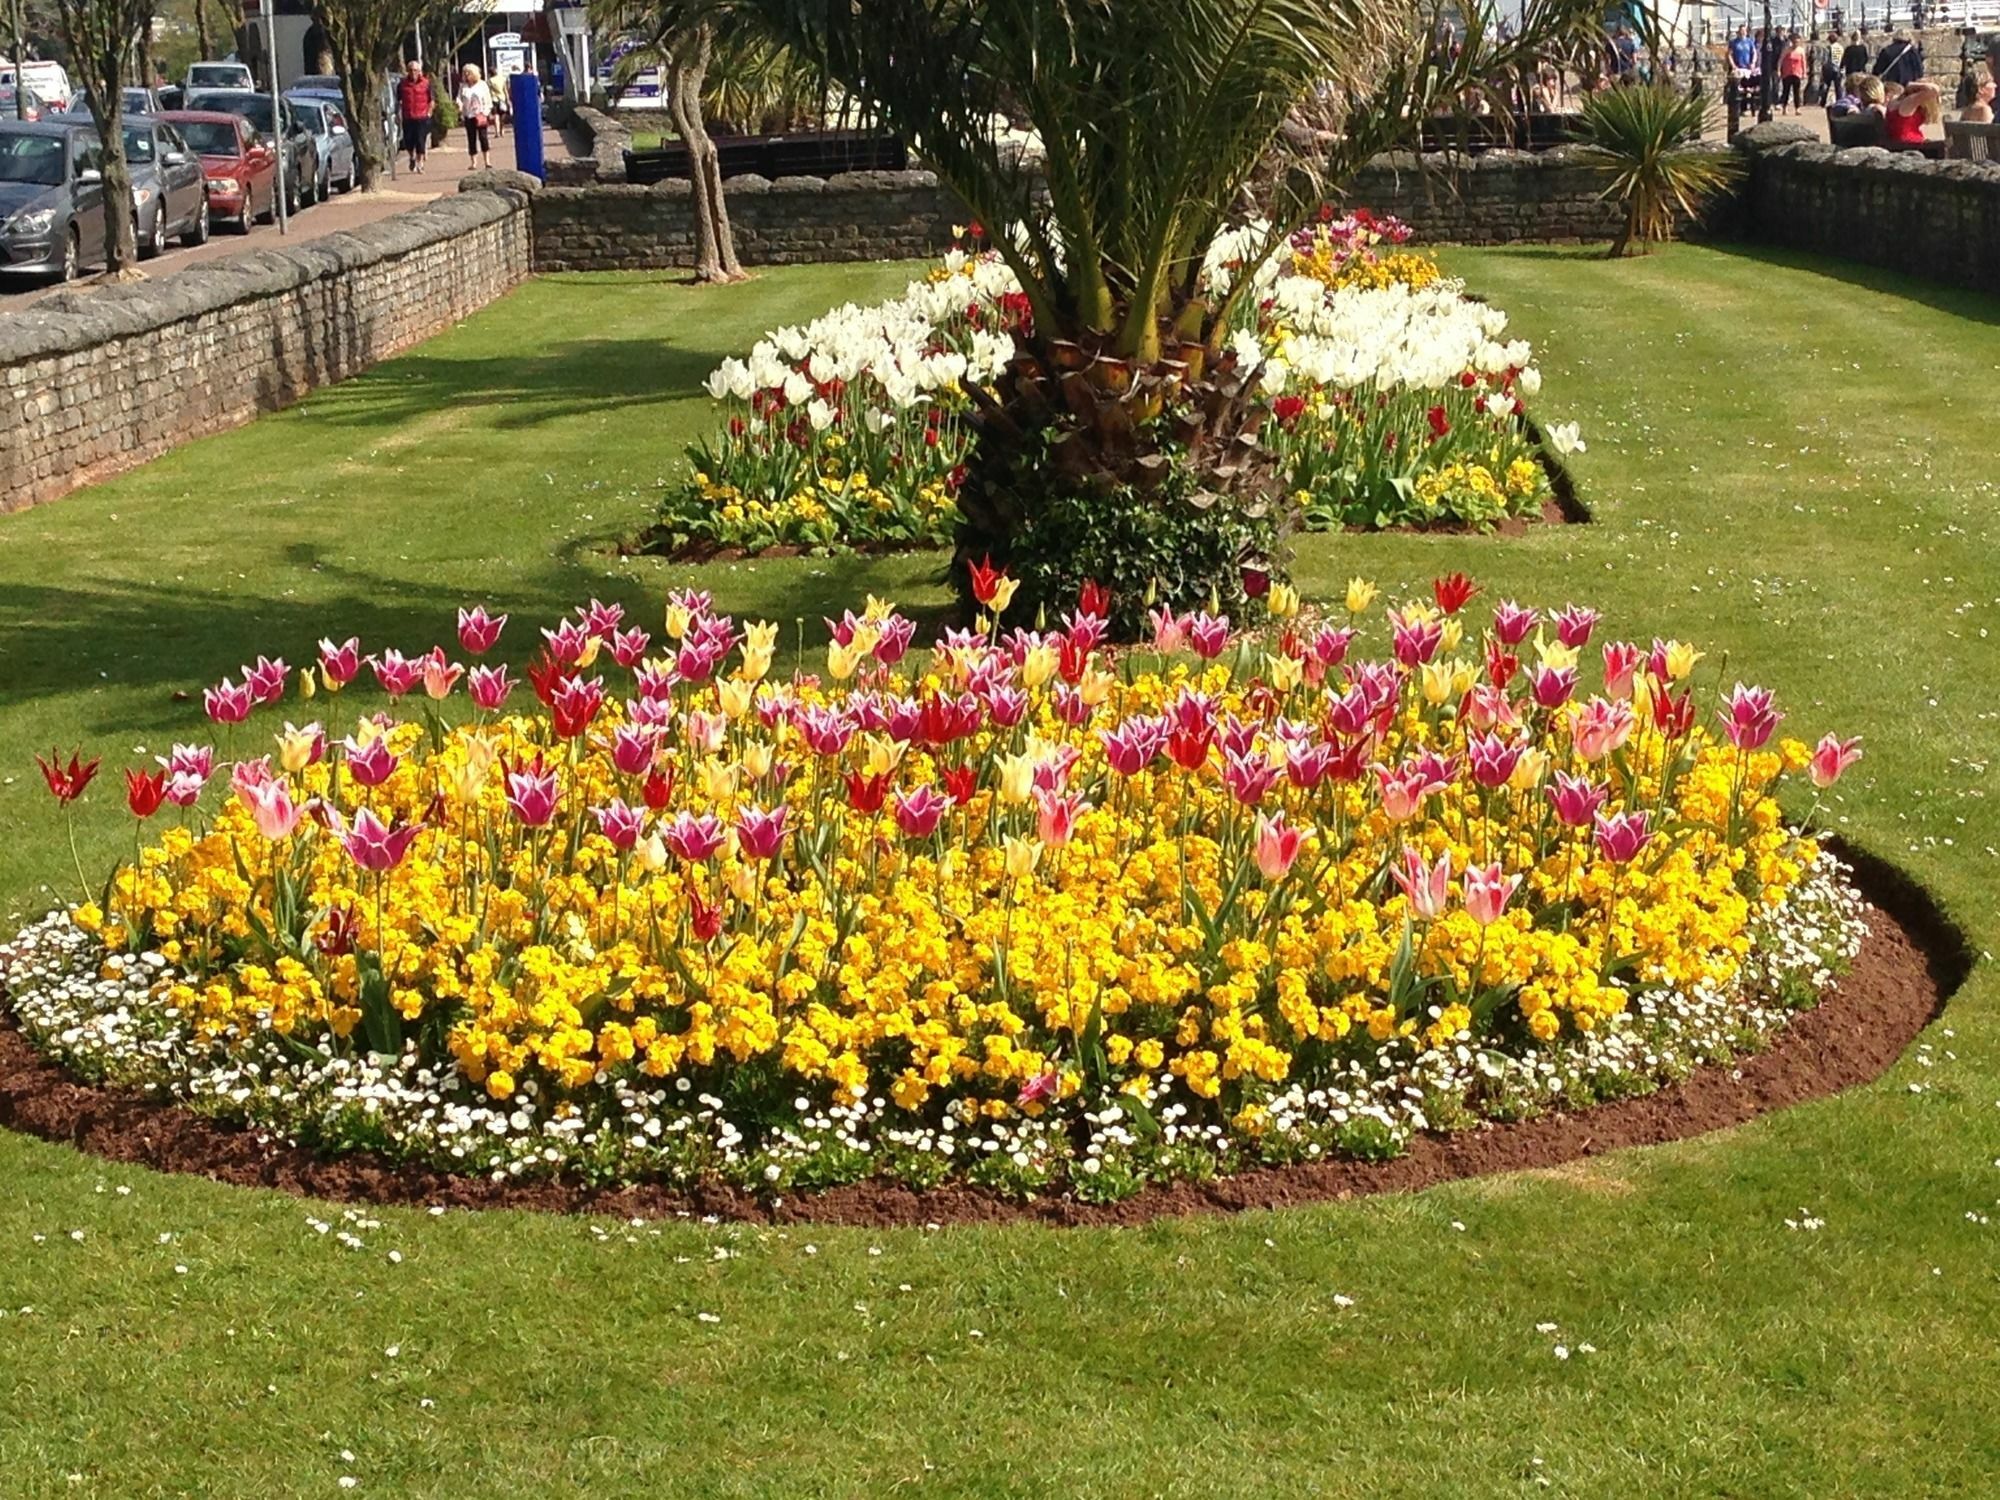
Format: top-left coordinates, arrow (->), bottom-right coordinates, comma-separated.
457,65 -> 494,170
1873,31 -> 1924,88
1839,31 -> 1870,79
1779,34 -> 1807,113
396,58 -> 434,175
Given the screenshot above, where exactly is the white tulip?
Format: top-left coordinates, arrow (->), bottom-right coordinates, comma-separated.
1544,421 -> 1586,456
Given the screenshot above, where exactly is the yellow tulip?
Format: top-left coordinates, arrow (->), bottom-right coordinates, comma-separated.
1265,653 -> 1303,693
716,678 -> 753,719
1665,640 -> 1704,680
574,636 -> 602,670
299,667 -> 317,700
737,646 -> 774,684
699,757 -> 739,800
996,752 -> 1037,804
988,577 -> 1021,615
275,723 -> 319,773
1266,582 -> 1301,619
1345,577 -> 1379,614
1509,746 -> 1551,791
1534,631 -> 1579,671
827,639 -> 864,681
1021,644 -> 1058,690
1004,836 -> 1042,881
741,740 -> 774,780
862,734 -> 905,776
1440,618 -> 1464,655
742,619 -> 779,654
665,602 -> 693,640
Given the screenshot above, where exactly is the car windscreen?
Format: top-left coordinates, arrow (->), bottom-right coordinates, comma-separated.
123,89 -> 152,113
176,120 -> 240,155
188,93 -> 275,133
0,132 -> 64,186
122,126 -> 156,163
290,102 -> 325,131
187,67 -> 245,88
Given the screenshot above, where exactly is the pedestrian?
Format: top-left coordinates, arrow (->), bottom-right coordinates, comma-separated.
1839,31 -> 1870,78
457,64 -> 494,169
1779,33 -> 1807,113
396,57 -> 432,174
1959,64 -> 1994,123
1873,30 -> 1923,88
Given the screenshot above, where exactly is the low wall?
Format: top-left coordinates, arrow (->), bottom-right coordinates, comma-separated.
1346,142 -> 1727,244
1735,123 -> 2000,294
530,170 -> 965,271
0,184 -> 534,514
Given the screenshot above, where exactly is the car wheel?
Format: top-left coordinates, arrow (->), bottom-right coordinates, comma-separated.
318,164 -> 331,202
182,197 -> 209,247
257,188 -> 276,225
58,227 -> 79,283
139,206 -> 164,260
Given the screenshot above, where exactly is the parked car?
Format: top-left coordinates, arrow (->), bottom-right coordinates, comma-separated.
1,61 -> 73,111
0,83 -> 48,121
289,74 -> 346,96
183,61 -> 254,93
118,115 -> 209,255
183,89 -> 318,213
0,120 -> 103,281
159,109 -> 275,232
282,95 -> 356,197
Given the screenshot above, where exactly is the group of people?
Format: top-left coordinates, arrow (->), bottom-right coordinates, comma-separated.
1726,26 -> 1818,113
392,57 -> 510,176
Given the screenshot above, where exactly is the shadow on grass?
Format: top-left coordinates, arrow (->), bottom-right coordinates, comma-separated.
1694,239 -> 2000,323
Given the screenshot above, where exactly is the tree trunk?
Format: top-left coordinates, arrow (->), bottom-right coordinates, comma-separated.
136,3 -> 153,88
668,25 -> 742,284
94,83 -> 139,272
193,0 -> 209,62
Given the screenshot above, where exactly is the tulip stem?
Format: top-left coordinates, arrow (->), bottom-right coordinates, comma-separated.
65,810 -> 88,906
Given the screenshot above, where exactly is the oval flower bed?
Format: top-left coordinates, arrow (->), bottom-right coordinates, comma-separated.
0,572 -> 1866,1204
659,214 -> 1574,557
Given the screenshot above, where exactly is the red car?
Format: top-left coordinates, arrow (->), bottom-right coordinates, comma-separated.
158,109 -> 275,232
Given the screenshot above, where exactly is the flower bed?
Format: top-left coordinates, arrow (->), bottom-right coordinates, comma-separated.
656,216 -> 1573,556
1,573 -> 1866,1203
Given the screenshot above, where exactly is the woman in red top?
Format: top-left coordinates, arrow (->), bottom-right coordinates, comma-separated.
1860,75 -> 1939,148
396,58 -> 434,174
1778,38 -> 1807,113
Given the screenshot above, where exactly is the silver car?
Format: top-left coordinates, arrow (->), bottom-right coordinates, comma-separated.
0,122 -> 105,281
283,95 -> 356,197
121,116 -> 210,255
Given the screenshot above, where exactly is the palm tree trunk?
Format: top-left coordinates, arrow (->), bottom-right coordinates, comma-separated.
668,25 -> 742,283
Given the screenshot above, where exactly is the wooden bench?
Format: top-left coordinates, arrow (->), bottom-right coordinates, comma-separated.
1943,119 -> 2000,162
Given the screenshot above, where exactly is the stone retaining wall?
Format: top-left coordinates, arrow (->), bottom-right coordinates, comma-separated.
530,170 -> 965,271
1735,122 -> 2000,293
0,185 -> 533,513
1347,142 -> 1728,244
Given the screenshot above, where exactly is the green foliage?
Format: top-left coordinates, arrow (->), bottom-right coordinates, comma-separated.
1573,83 -> 1745,256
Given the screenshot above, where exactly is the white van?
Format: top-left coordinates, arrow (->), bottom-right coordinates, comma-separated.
1,60 -> 73,109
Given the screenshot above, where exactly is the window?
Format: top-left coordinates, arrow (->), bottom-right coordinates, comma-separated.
0,133 -> 63,186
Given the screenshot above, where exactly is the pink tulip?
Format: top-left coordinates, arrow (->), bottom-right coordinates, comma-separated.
1463,861 -> 1522,925
1718,683 -> 1781,751
611,626 -> 652,668
1034,787 -> 1088,846
593,797 -> 645,851
607,723 -> 660,777
1311,625 -> 1356,668
1285,740 -> 1337,790
684,710 -> 728,754
203,677 -> 255,725
1491,600 -> 1538,646
985,685 -> 1029,728
164,770 -> 207,808
242,655 -> 289,705
734,804 -> 788,861
1527,664 -> 1577,711
893,785 -> 951,839
1099,718 -> 1165,777
1391,614 -> 1444,668
340,807 -> 422,872
1570,696 -> 1635,763
1602,640 -> 1642,700
1149,608 -> 1189,655
1552,604 -> 1600,647
341,734 -> 400,788
550,675 -> 606,739
580,597 -> 625,639
1466,731 -> 1524,788
662,810 -> 727,863
457,606 -> 507,655
1221,746 -> 1279,806
1593,808 -> 1651,864
1187,612 -> 1231,660
1809,733 -> 1863,790
467,664 -> 515,712
1052,684 -> 1092,727
504,757 -> 562,827
1390,846 -> 1451,919
229,756 -> 274,797
240,777 -> 301,840
540,619 -> 592,666
162,743 -> 214,780
317,637 -> 361,687
873,614 -> 916,665
420,648 -> 464,701
1252,811 -> 1308,880
1375,761 -> 1433,822
1546,770 -> 1607,828
633,661 -> 676,702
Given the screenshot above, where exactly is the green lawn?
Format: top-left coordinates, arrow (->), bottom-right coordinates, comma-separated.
2,246 -> 1998,1497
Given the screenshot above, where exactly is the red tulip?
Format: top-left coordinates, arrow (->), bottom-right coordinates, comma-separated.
36,748 -> 101,806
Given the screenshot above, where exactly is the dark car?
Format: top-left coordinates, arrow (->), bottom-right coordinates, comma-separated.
159,109 -> 275,232
119,115 -> 209,255
0,121 -> 106,281
72,86 -> 166,117
0,84 -> 49,121
183,89 -> 319,213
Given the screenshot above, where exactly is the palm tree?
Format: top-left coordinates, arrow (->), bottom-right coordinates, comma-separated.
639,0 -> 1616,624
1573,83 -> 1741,258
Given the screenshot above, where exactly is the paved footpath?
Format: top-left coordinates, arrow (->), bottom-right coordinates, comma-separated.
2,126 -> 555,311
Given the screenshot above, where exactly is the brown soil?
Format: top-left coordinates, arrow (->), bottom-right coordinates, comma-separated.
0,849 -> 1961,1228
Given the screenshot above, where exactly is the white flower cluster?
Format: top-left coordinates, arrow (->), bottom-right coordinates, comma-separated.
0,855 -> 1866,1203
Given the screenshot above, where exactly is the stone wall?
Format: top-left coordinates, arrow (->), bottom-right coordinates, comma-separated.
1734,122 -> 2000,293
1346,143 -> 1728,244
530,171 -> 966,271
0,184 -> 534,514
